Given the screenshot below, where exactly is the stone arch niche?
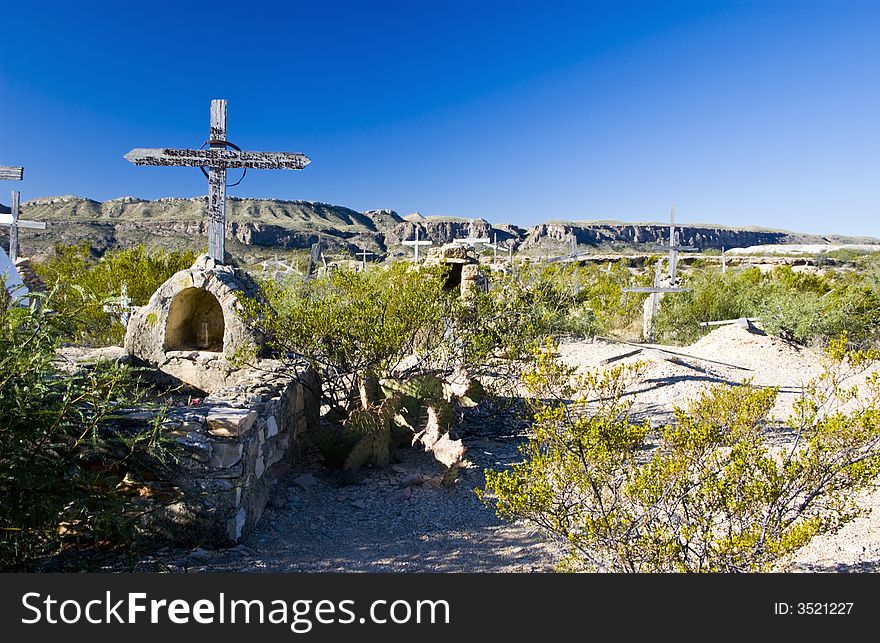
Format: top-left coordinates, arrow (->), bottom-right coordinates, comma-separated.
165,288 -> 225,352
125,255 -> 266,392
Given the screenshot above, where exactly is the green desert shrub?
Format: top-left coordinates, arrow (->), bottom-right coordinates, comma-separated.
480,338 -> 880,572
655,265 -> 880,347
0,292 -> 170,569
33,243 -> 196,346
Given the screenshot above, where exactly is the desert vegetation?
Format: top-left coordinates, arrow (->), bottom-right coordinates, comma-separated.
6,244 -> 880,571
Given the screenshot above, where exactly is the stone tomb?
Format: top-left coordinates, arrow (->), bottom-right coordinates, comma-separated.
121,255 -> 319,545
126,254 -> 264,392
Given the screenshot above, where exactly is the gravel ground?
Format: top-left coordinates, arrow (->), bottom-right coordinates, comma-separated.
109,324 -> 880,573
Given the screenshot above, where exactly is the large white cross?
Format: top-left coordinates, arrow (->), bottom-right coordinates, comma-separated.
124,99 -> 310,264
402,227 -> 432,263
1,191 -> 46,263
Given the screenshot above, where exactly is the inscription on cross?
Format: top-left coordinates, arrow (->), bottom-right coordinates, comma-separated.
125,99 -> 310,264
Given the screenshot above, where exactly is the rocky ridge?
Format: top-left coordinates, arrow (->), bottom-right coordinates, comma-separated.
2,195 -> 876,261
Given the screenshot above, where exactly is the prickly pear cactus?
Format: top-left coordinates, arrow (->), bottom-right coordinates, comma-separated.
342,394 -> 401,471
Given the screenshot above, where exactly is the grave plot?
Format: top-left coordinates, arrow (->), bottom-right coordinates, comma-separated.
106,253 -> 320,546
95,99 -> 321,546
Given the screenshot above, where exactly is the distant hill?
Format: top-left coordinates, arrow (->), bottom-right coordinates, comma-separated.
2,195 -> 877,262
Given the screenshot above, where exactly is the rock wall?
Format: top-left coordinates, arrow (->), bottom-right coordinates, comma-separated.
125,362 -> 320,546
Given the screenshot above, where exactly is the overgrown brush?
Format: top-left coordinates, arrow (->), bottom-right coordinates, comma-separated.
33,243 -> 196,346
0,291 -> 172,570
480,337 -> 880,572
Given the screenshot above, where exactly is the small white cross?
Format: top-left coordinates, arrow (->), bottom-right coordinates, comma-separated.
402,227 -> 433,263
356,248 -> 376,271
103,282 -> 135,328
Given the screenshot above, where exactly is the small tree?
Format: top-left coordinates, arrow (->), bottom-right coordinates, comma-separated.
480,338 -> 880,572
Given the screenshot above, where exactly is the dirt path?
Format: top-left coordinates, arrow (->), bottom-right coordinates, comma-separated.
124,406 -> 559,573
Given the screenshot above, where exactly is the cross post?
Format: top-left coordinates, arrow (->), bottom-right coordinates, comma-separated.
208,100 -> 227,262
125,99 -> 310,265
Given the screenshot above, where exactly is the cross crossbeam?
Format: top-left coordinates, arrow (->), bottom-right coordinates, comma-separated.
124,99 -> 311,264
124,148 -> 310,170
0,166 -> 24,181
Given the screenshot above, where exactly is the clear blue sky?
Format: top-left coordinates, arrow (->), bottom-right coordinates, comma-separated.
1,0 -> 878,236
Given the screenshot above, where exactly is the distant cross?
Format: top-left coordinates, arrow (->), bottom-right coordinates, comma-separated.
103,282 -> 134,328
402,227 -> 432,263
570,235 -> 578,256
124,99 -> 310,264
1,191 -> 46,263
721,246 -> 727,274
622,206 -> 694,343
652,204 -> 696,284
484,233 -> 502,265
451,219 -> 490,249
356,248 -> 375,271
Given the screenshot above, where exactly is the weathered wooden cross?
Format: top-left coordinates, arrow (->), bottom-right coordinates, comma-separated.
124,99 -> 310,264
1,191 -> 47,263
356,248 -> 375,271
699,317 -> 760,331
402,227 -> 432,263
451,219 -> 490,248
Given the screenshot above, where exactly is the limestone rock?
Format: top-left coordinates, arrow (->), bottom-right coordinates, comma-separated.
207,408 -> 257,437
209,443 -> 244,468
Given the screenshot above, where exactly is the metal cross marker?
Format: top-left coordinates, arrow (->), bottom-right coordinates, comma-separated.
402,227 -> 432,263
124,99 -> 311,264
103,282 -> 135,328
356,248 -> 376,271
451,219 -> 490,248
1,191 -> 46,263
651,204 -> 697,284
